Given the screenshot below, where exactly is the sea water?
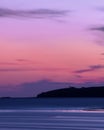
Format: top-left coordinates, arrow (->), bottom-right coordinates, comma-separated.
0,98 -> 104,130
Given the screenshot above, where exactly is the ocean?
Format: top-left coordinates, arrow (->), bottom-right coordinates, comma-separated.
0,98 -> 104,130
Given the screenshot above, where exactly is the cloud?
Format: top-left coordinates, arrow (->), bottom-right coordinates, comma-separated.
18,79 -> 71,97
16,59 -> 30,62
90,26 -> 104,32
0,59 -> 40,66
0,8 -> 69,19
0,80 -> 70,97
0,68 -> 36,72
96,7 -> 104,12
16,59 -> 40,65
0,67 -> 70,72
0,79 -> 104,97
89,26 -> 104,46
101,53 -> 104,55
75,75 -> 83,78
0,60 -> 31,66
0,62 -> 18,65
74,65 -> 104,74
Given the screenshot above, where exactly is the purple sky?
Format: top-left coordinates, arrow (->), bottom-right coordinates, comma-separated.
0,0 -> 104,97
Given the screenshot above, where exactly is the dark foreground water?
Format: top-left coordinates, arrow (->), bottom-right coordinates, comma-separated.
0,98 -> 104,130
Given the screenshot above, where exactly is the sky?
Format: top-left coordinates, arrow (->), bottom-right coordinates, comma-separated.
0,0 -> 104,97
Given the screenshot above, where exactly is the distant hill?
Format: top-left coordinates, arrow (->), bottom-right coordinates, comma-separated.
0,97 -> 12,99
37,87 -> 104,98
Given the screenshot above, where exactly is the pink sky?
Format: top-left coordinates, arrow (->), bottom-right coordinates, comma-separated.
0,0 -> 104,96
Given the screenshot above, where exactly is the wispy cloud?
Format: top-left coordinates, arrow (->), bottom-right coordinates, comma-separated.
74,65 -> 104,74
0,8 -> 69,19
96,7 -> 104,12
89,25 -> 104,46
16,59 -> 35,64
89,6 -> 104,45
0,80 -> 70,97
90,26 -> 104,32
101,53 -> 104,55
0,67 -> 70,72
16,59 -> 30,62
75,75 -> 83,78
0,59 -> 39,66
0,62 -> 18,65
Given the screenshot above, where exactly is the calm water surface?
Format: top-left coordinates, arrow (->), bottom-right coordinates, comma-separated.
0,98 -> 104,130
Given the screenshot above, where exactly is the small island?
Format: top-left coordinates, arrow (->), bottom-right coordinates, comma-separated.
37,86 -> 104,98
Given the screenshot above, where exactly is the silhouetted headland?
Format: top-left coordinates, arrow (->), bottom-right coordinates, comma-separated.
37,86 -> 104,98
0,97 -> 12,99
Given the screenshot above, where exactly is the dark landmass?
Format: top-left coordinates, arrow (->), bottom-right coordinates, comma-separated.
0,97 -> 12,99
0,97 -> 35,99
37,86 -> 104,98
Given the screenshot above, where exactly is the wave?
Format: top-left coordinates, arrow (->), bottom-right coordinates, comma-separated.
0,108 -> 104,113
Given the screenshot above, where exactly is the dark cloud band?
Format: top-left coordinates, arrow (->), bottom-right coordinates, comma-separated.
0,8 -> 69,19
90,26 -> 104,32
74,65 -> 104,74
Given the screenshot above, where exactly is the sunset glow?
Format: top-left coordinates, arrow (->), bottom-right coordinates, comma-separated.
0,0 -> 104,96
